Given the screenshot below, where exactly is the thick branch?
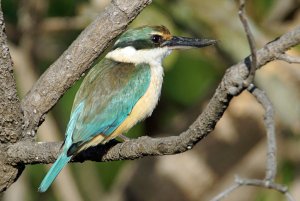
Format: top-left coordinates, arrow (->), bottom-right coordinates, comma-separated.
0,2 -> 23,143
0,0 -> 24,192
6,26 -> 300,165
20,0 -> 152,139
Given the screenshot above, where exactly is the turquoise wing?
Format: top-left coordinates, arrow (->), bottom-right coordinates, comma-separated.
67,58 -> 151,152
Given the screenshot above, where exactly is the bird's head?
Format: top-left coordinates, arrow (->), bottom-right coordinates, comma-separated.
106,25 -> 216,64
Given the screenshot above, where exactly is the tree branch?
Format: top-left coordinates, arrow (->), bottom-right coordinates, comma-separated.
249,86 -> 276,181
210,85 -> 292,201
6,26 -> 300,165
0,1 -> 23,143
212,176 -> 295,201
20,0 -> 152,139
0,0 -> 24,192
275,53 -> 300,64
209,2 -> 295,200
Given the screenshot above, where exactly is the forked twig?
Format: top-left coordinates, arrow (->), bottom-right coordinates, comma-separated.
210,85 -> 295,201
211,175 -> 295,201
210,1 -> 296,201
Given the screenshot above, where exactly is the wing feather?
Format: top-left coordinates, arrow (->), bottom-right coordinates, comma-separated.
67,59 -> 151,147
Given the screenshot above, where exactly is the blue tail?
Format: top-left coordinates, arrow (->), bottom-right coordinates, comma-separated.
38,101 -> 83,192
38,152 -> 71,192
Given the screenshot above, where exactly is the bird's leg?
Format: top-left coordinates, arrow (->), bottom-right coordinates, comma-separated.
118,134 -> 130,142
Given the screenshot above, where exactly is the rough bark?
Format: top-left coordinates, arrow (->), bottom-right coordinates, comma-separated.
0,1 -> 24,192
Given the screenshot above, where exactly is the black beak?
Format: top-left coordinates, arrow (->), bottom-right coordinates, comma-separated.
162,36 -> 217,49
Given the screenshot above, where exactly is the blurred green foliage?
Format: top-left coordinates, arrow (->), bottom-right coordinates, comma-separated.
251,0 -> 276,21
164,51 -> 218,105
48,0 -> 78,17
278,160 -> 296,185
2,0 -> 18,23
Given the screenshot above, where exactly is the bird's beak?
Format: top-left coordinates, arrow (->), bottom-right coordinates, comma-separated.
162,36 -> 217,50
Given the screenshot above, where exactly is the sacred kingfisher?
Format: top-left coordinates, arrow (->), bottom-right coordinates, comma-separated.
38,25 -> 216,192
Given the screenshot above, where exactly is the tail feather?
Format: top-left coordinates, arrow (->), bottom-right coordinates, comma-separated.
38,152 -> 71,192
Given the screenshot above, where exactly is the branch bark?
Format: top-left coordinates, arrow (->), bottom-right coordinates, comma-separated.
0,0 -> 24,192
0,3 -> 22,145
6,26 -> 300,165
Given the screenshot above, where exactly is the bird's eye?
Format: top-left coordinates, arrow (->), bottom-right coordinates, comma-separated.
151,35 -> 162,44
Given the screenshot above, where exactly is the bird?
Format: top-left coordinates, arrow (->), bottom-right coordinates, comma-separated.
38,25 -> 216,192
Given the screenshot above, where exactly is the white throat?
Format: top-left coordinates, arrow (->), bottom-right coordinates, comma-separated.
105,46 -> 171,65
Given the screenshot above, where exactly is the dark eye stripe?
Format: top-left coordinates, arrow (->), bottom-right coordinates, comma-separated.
113,39 -> 156,50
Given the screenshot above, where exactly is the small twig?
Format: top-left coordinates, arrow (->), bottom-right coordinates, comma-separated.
275,53 -> 300,64
210,183 -> 240,201
235,176 -> 286,193
238,0 -> 257,87
210,176 -> 295,201
285,192 -> 297,201
248,84 -> 276,181
235,177 -> 296,201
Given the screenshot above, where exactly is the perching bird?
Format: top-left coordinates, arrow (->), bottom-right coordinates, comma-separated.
38,25 -> 216,192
